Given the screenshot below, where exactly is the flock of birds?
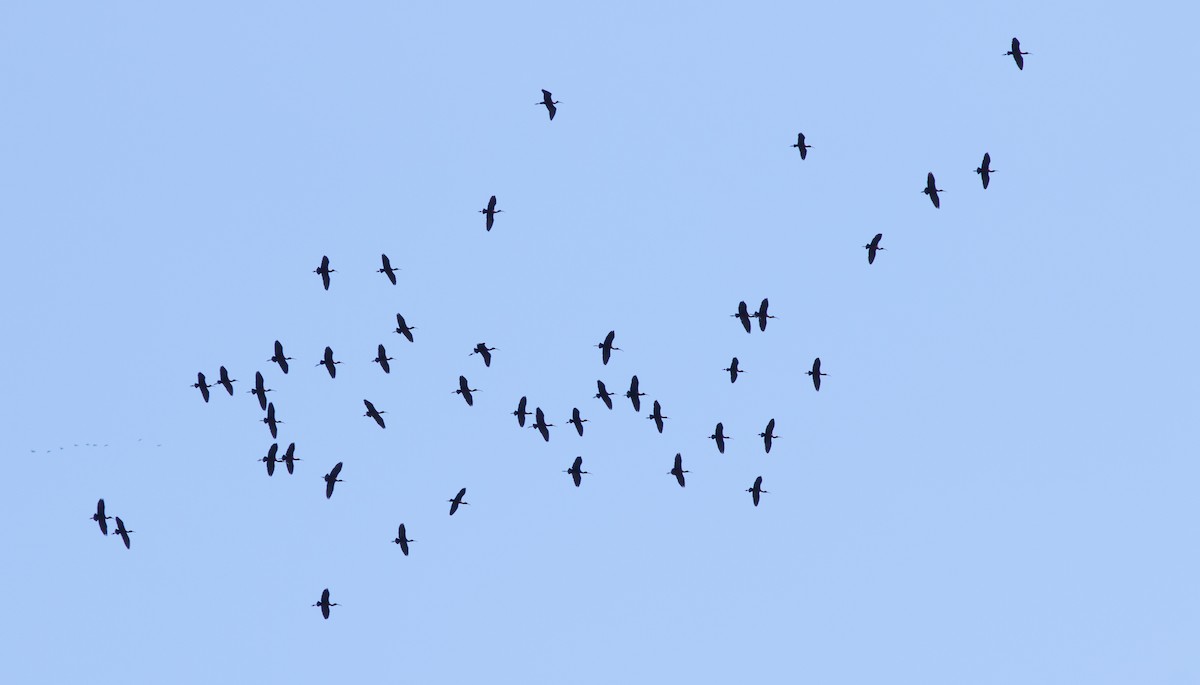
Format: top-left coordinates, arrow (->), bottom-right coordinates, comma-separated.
90,41 -> 1032,619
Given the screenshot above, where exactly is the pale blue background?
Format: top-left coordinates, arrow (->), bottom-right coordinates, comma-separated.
3,2 -> 1198,683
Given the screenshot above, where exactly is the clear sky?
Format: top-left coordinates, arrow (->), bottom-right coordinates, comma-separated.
3,2 -> 1198,683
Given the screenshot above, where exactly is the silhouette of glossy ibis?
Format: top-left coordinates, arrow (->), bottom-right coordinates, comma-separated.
92,498 -> 111,536
625,375 -> 645,412
393,524 -> 414,556
453,375 -> 478,406
262,402 -> 282,439
864,233 -> 885,264
448,487 -> 468,515
709,422 -> 729,454
565,456 -> 587,487
724,357 -> 745,383
479,195 -> 502,232
317,346 -> 341,379
537,89 -> 559,120
262,442 -> 279,476
394,314 -> 416,343
192,372 -> 211,403
513,396 -> 531,427
923,172 -> 943,208
596,330 -> 620,365
282,442 -> 300,475
567,407 -> 588,436
373,344 -> 393,374
975,152 -> 994,189
216,366 -> 236,395
753,298 -> 775,332
249,371 -> 272,410
323,462 -> 343,499
470,343 -> 496,367
270,340 -> 293,374
595,380 -> 614,410
746,476 -> 768,507
378,253 -> 398,285
806,357 -> 827,391
313,588 -> 337,619
669,453 -> 688,488
1006,37 -> 1029,70
531,407 -> 552,442
792,133 -> 811,159
314,255 -> 334,290
363,399 -> 386,429
758,418 -> 778,454
647,400 -> 668,433
113,516 -> 134,549
731,301 -> 752,333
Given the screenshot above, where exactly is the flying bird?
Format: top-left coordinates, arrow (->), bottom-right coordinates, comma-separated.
513,396 -> 532,427
323,462 -> 344,499
758,419 -> 778,454
724,357 -> 745,383
709,422 -> 729,454
753,298 -> 775,332
567,407 -> 588,437
923,172 -> 943,208
731,301 -> 752,333
806,357 -> 827,391
372,344 -> 393,374
625,375 -> 645,412
392,524 -> 414,556
262,402 -> 282,439
281,442 -> 300,475
864,233 -> 885,264
595,380 -> 614,409
448,487 -> 469,515
668,453 -> 688,488
746,476 -> 768,507
378,253 -> 398,285
596,330 -> 620,365
363,399 -> 386,429
317,346 -> 341,379
647,400 -> 668,433
479,195 -> 502,232
453,375 -> 478,406
261,443 -> 279,476
537,89 -> 559,120
313,588 -> 337,620
530,407 -> 552,442
1006,37 -> 1029,70
565,456 -> 587,487
192,372 -> 211,403
216,366 -> 236,395
792,132 -> 811,159
270,340 -> 293,374
91,498 -> 111,536
314,255 -> 335,290
470,343 -> 496,367
113,516 -> 134,549
975,152 -> 994,189
249,371 -> 272,410
394,314 -> 417,343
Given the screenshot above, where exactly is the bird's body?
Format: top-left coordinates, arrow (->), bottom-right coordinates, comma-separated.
282,442 -> 300,475
747,476 -> 768,507
792,132 -> 811,159
262,442 -> 279,476
249,371 -> 272,411
806,357 -> 828,391
565,456 -> 587,487
453,375 -> 478,406
394,314 -> 416,343
448,487 -> 469,515
363,399 -> 386,429
537,89 -> 559,120
647,400 -> 668,433
378,253 -> 398,285
567,407 -> 588,436
393,524 -> 413,556
470,343 -> 496,367
732,301 -> 752,333
513,396 -> 531,427
262,402 -> 282,439
724,357 -> 744,383
865,233 -> 885,265
975,152 -> 994,189
314,255 -> 334,290
192,372 -> 211,403
318,346 -> 341,379
270,340 -> 293,374
323,462 -> 344,499
531,407 -> 552,442
216,366 -> 236,395
595,380 -> 614,409
709,422 -> 729,454
1006,37 -> 1029,70
923,172 -> 943,208
596,330 -> 620,365
625,375 -> 645,412
479,195 -> 502,231
758,418 -> 778,454
373,344 -> 393,374
313,588 -> 337,619
669,453 -> 688,488
113,516 -> 134,549
92,498 -> 111,536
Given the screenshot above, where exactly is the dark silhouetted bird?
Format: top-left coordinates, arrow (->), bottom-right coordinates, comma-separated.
378,253 -> 398,285
393,524 -> 413,556
647,400 -> 668,433
567,408 -> 588,436
669,453 -> 688,488
448,487 -> 468,515
262,402 -> 282,439
216,366 -> 236,396
513,396 -> 532,427
249,371 -> 272,411
746,476 -> 768,507
313,588 -> 337,619
1006,37 -> 1029,70
323,462 -> 343,499
479,195 -> 502,231
595,380 -> 614,410
394,314 -> 416,343
113,516 -> 134,549
373,344 -> 393,374
531,407 -> 552,442
453,375 -> 478,406
625,375 -> 645,412
923,172 -> 943,208
92,498 -> 111,536
865,233 -> 885,264
792,132 -> 811,159
318,346 -> 341,379
758,419 -> 778,454
753,298 -> 775,332
709,422 -> 729,454
806,357 -> 827,391
731,301 -> 752,333
565,456 -> 587,487
537,89 -> 559,120
363,399 -> 386,429
314,255 -> 334,290
470,343 -> 496,367
270,340 -> 293,374
596,330 -> 620,365
724,357 -> 745,383
192,372 -> 211,403
975,152 -> 994,189
262,443 -> 279,476
281,442 -> 300,475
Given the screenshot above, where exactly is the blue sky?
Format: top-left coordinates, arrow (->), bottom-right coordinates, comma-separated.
4,2 -> 1198,682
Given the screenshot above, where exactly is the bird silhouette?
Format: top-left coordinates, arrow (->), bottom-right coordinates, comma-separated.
378,253 -> 398,285
363,399 -> 386,429
392,524 -> 414,556
709,422 -> 730,454
864,233 -> 885,264
1005,37 -> 1029,70
314,255 -> 334,290
530,407 -> 552,442
806,357 -> 828,391
281,442 -> 300,475
372,344 -> 394,374
317,346 -> 341,379
596,330 -> 620,365
668,453 -> 688,488
448,487 -> 469,515
323,462 -> 344,499
731,301 -> 752,333
647,400 -> 668,433
537,89 -> 560,120
313,588 -> 338,619
753,298 -> 775,332
625,375 -> 645,412
270,340 -> 293,374
923,172 -> 943,208
91,498 -> 111,536
565,456 -> 587,487
746,476 -> 768,507
595,380 -> 614,410
113,516 -> 134,549
261,443 -> 279,476
724,357 -> 745,383
394,314 -> 417,343
191,372 -> 211,403
216,366 -> 236,396
453,375 -> 478,406
513,396 -> 532,427
792,132 -> 811,159
479,195 -> 502,231
758,419 -> 778,454
249,371 -> 272,410
262,402 -> 282,439
470,343 -> 496,367
567,407 -> 589,437
975,152 -> 994,189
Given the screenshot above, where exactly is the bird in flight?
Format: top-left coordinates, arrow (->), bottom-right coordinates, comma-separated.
731,301 -> 752,333
323,462 -> 344,499
1005,37 -> 1029,70
975,152 -> 995,189
479,195 -> 502,232
806,357 -> 828,391
537,89 -> 560,120
363,399 -> 386,429
746,476 -> 768,507
864,233 -> 885,264
314,255 -> 335,291
668,453 -> 688,488
923,172 -> 943,209
91,498 -> 111,536
378,253 -> 398,285
792,132 -> 811,159
565,456 -> 587,487
313,588 -> 338,619
596,330 -> 620,365
448,487 -> 469,515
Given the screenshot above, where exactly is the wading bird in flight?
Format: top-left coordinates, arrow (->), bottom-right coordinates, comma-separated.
753,298 -> 775,332
864,233 -> 884,264
565,456 -> 587,487
313,588 -> 337,619
923,172 -> 943,208
595,380 -> 614,410
323,462 -> 344,499
113,516 -> 134,549
192,372 -> 211,403
453,375 -> 478,406
470,343 -> 496,367
270,340 -> 293,374
731,301 -> 752,333
363,399 -> 386,429
806,357 -> 827,391
596,330 -> 620,365
261,443 -> 279,476
531,407 -> 552,442
513,396 -> 532,427
394,314 -> 416,343
249,371 -> 272,410
479,195 -> 502,232
314,255 -> 334,290
792,132 -> 811,159
216,366 -> 236,395
669,453 -> 688,488
281,442 -> 300,475
626,375 -> 645,412
746,476 -> 768,507
759,419 -> 778,454
373,344 -> 393,374
975,152 -> 994,189
567,408 -> 588,436
647,400 -> 668,433
317,346 -> 341,379
92,498 -> 111,535
378,253 -> 398,285
262,402 -> 282,439
448,488 -> 469,515
537,89 -> 559,120
724,357 -> 745,383
1006,37 -> 1029,70
392,524 -> 413,556
709,422 -> 729,454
